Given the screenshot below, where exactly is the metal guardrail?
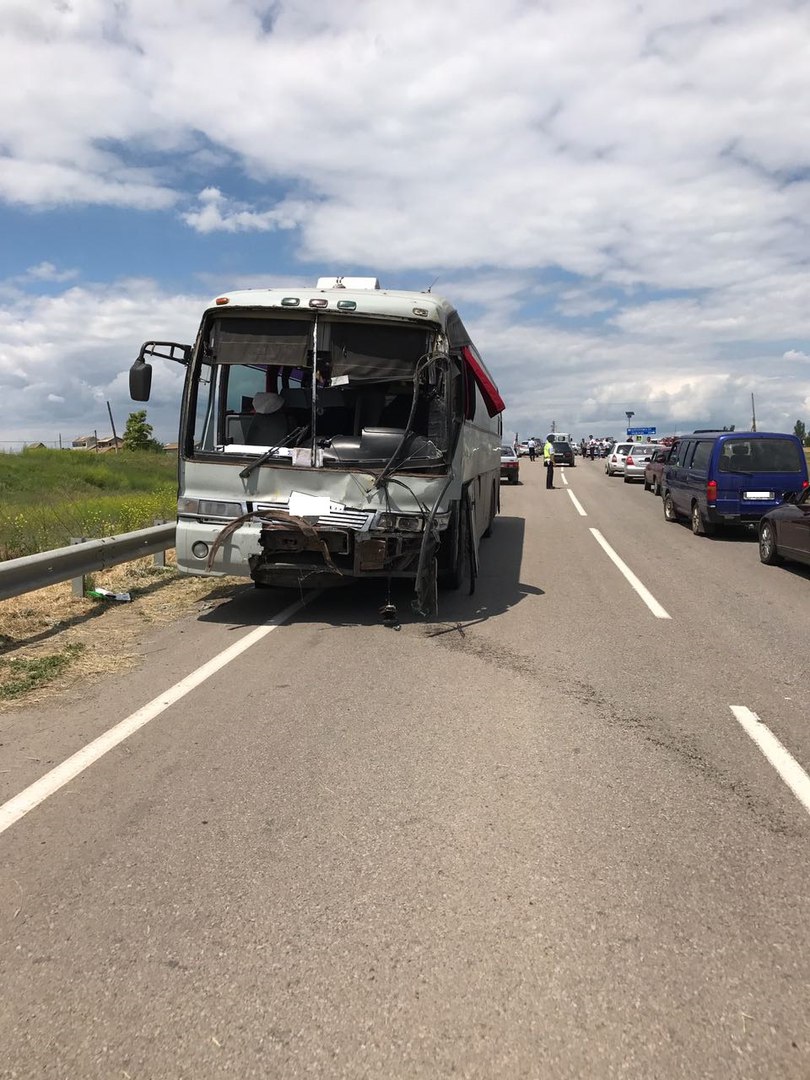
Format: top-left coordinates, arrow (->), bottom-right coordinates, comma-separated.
0,523 -> 177,602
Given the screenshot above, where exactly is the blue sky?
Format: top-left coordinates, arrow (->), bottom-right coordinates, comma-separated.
1,0 -> 809,448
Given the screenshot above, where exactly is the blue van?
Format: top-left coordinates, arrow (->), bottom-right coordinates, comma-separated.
662,431 -> 809,536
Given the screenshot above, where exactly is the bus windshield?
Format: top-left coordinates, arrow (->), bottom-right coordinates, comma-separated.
189,314 -> 452,470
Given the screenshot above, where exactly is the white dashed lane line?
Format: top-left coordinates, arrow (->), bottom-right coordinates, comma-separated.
560,475 -> 666,615
558,468 -> 586,513
0,594 -> 314,837
549,475 -> 807,817
589,528 -> 672,620
730,706 -> 810,818
566,489 -> 587,516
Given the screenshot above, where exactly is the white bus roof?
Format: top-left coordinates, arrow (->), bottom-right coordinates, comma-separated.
206,286 -> 457,326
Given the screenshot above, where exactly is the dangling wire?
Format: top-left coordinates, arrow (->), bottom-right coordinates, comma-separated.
379,479 -> 400,628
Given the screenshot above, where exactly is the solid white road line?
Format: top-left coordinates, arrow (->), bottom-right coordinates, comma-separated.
0,594 -> 313,837
589,528 -> 671,619
730,706 -> 810,818
566,489 -> 588,516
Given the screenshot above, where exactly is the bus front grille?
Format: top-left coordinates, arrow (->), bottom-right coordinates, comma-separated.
252,502 -> 373,531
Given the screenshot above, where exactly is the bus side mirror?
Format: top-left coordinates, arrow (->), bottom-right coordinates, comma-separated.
130,358 -> 153,401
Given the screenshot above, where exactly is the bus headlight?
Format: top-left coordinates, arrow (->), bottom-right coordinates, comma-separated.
396,515 -> 424,532
374,513 -> 424,532
178,497 -> 245,519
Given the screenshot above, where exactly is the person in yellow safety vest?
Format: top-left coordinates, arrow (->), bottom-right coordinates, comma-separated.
543,436 -> 555,488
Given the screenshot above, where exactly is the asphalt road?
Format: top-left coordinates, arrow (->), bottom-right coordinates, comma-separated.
1,459 -> 809,1079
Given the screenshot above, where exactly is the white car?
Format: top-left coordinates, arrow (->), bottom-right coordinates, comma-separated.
622,444 -> 658,482
605,442 -> 634,476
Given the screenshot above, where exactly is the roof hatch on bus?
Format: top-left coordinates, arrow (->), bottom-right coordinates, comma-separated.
316,276 -> 381,290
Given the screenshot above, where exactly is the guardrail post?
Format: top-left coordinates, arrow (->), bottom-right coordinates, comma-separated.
153,519 -> 166,567
70,537 -> 87,597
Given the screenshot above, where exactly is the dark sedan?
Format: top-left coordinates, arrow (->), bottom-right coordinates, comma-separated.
552,441 -> 576,467
643,443 -> 678,495
758,484 -> 810,568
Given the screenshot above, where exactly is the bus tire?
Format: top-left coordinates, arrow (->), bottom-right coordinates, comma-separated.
439,497 -> 472,591
482,481 -> 497,539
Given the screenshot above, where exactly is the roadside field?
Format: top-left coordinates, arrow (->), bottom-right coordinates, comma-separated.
0,448 -> 177,558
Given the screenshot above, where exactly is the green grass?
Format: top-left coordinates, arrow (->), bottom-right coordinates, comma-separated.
0,448 -> 177,559
0,643 -> 86,700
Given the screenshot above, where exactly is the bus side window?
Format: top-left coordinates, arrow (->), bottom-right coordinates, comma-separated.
463,364 -> 476,421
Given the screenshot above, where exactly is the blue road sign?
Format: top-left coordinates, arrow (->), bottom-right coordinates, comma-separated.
627,426 -> 656,435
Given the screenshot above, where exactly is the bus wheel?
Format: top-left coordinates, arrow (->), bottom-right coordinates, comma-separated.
482,482 -> 497,539
439,497 -> 473,591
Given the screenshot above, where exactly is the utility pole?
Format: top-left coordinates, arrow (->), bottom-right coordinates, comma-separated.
751,393 -> 757,432
106,400 -> 119,452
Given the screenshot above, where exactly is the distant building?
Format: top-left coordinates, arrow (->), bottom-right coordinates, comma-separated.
97,436 -> 123,452
71,434 -> 123,451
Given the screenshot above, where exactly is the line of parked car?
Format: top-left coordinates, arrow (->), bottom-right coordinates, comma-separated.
604,431 -> 810,571
500,444 -> 520,484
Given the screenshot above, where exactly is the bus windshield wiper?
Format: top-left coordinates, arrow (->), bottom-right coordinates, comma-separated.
239,425 -> 308,479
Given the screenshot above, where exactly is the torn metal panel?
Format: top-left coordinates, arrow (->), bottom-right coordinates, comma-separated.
207,509 -> 342,577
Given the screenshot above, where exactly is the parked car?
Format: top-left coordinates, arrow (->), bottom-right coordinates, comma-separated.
552,441 -> 576,467
623,445 -> 658,483
500,445 -> 520,484
644,444 -> 679,495
758,486 -> 810,568
605,442 -> 634,475
662,431 -> 809,536
516,442 -> 530,457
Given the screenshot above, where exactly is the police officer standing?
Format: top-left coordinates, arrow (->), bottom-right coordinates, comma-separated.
543,435 -> 555,488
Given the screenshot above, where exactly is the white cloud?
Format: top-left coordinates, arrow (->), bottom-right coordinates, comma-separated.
0,0 -> 807,288
0,280 -> 203,444
0,158 -> 177,210
0,1 -> 809,442
0,271 -> 807,448
23,262 -> 79,284
182,187 -> 306,233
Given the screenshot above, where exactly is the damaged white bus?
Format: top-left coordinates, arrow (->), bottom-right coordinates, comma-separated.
129,276 -> 504,615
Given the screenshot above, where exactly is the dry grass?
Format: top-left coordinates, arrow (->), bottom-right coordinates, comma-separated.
0,554 -> 247,708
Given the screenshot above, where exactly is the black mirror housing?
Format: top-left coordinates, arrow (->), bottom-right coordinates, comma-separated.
129,358 -> 153,401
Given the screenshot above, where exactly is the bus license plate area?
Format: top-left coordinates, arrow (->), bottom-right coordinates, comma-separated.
356,539 -> 388,571
260,526 -> 350,555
